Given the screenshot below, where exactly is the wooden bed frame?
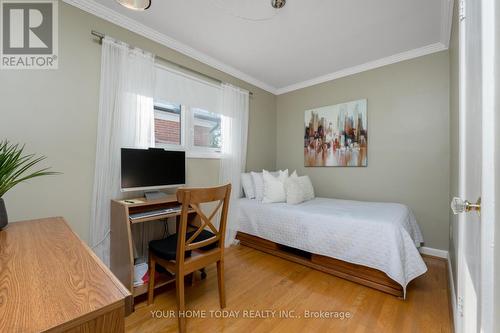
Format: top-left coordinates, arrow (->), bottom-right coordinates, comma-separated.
236,232 -> 404,297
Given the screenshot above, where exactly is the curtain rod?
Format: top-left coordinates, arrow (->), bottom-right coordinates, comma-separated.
90,30 -> 253,96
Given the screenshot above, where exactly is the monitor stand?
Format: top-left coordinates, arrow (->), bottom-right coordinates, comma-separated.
144,191 -> 168,201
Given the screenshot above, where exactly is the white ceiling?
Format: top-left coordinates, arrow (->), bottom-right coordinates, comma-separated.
67,0 -> 453,94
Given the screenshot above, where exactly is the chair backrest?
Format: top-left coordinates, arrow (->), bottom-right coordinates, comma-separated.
175,184 -> 232,262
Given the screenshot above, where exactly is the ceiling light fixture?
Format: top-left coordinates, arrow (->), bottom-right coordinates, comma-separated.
271,0 -> 286,9
116,0 -> 151,11
211,0 -> 285,21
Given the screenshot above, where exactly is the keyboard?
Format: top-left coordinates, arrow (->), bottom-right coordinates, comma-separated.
129,206 -> 182,221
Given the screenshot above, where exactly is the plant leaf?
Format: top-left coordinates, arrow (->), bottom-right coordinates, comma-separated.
0,140 -> 60,197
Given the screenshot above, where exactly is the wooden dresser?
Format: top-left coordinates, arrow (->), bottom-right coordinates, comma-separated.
0,217 -> 131,333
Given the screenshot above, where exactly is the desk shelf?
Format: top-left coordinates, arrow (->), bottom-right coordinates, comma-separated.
129,208 -> 196,224
133,272 -> 175,297
110,195 -> 199,306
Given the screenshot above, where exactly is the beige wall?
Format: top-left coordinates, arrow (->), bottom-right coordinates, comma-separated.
448,0 -> 459,295
276,51 -> 450,250
0,3 -> 276,242
0,2 -> 453,252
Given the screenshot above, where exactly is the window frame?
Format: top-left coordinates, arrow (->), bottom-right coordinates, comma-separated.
153,103 -> 186,152
187,107 -> 223,159
153,63 -> 225,159
153,104 -> 224,159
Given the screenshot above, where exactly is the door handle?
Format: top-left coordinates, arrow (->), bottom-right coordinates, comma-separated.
451,197 -> 481,215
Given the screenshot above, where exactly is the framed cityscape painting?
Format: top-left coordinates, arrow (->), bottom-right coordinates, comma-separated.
304,99 -> 367,167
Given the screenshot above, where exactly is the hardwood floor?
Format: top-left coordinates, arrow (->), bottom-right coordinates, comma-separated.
126,245 -> 452,333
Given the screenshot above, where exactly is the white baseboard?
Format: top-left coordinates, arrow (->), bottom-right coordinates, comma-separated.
419,246 -> 449,259
447,253 -> 458,332
419,247 -> 457,330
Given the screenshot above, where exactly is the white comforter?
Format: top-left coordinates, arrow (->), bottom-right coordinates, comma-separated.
237,197 -> 427,296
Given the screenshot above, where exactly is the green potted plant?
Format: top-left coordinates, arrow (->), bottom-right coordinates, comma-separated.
0,140 -> 59,229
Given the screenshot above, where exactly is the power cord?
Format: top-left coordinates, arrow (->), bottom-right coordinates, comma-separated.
163,218 -> 171,238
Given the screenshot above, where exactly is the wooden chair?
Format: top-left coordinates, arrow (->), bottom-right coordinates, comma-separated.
147,184 -> 231,333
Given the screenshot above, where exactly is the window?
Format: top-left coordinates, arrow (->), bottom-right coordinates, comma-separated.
154,102 -> 183,147
153,102 -> 224,158
191,108 -> 222,152
154,65 -> 224,158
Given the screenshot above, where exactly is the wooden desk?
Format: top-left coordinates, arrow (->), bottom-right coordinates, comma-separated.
0,217 -> 131,333
110,195 -> 198,298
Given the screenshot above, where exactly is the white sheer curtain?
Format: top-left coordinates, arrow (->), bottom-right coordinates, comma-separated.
90,37 -> 155,266
219,83 -> 249,246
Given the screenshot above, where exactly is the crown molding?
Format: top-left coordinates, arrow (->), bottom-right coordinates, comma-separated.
440,0 -> 454,48
62,0 -> 278,94
277,0 -> 453,94
64,0 -> 451,96
276,42 -> 447,95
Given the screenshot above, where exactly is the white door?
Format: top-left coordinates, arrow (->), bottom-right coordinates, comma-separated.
452,0 -> 496,332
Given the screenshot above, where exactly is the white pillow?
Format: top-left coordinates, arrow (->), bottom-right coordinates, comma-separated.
285,177 -> 304,204
251,170 -> 283,201
262,169 -> 288,203
251,171 -> 265,201
298,175 -> 315,201
241,173 -> 255,199
284,174 -> 315,204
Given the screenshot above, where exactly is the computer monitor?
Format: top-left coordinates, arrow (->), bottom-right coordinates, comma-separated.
120,148 -> 185,192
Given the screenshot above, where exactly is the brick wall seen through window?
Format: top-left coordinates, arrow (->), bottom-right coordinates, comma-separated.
154,103 -> 222,154
154,103 -> 181,145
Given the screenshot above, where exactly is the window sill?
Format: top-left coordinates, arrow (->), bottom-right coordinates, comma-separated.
154,144 -> 223,159
186,151 -> 223,159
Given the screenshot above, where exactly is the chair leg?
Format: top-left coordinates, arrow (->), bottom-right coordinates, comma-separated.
147,255 -> 156,305
217,260 -> 226,308
176,273 -> 186,333
190,272 -> 195,286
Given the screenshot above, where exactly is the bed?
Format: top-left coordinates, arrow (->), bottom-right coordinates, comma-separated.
236,197 -> 427,298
